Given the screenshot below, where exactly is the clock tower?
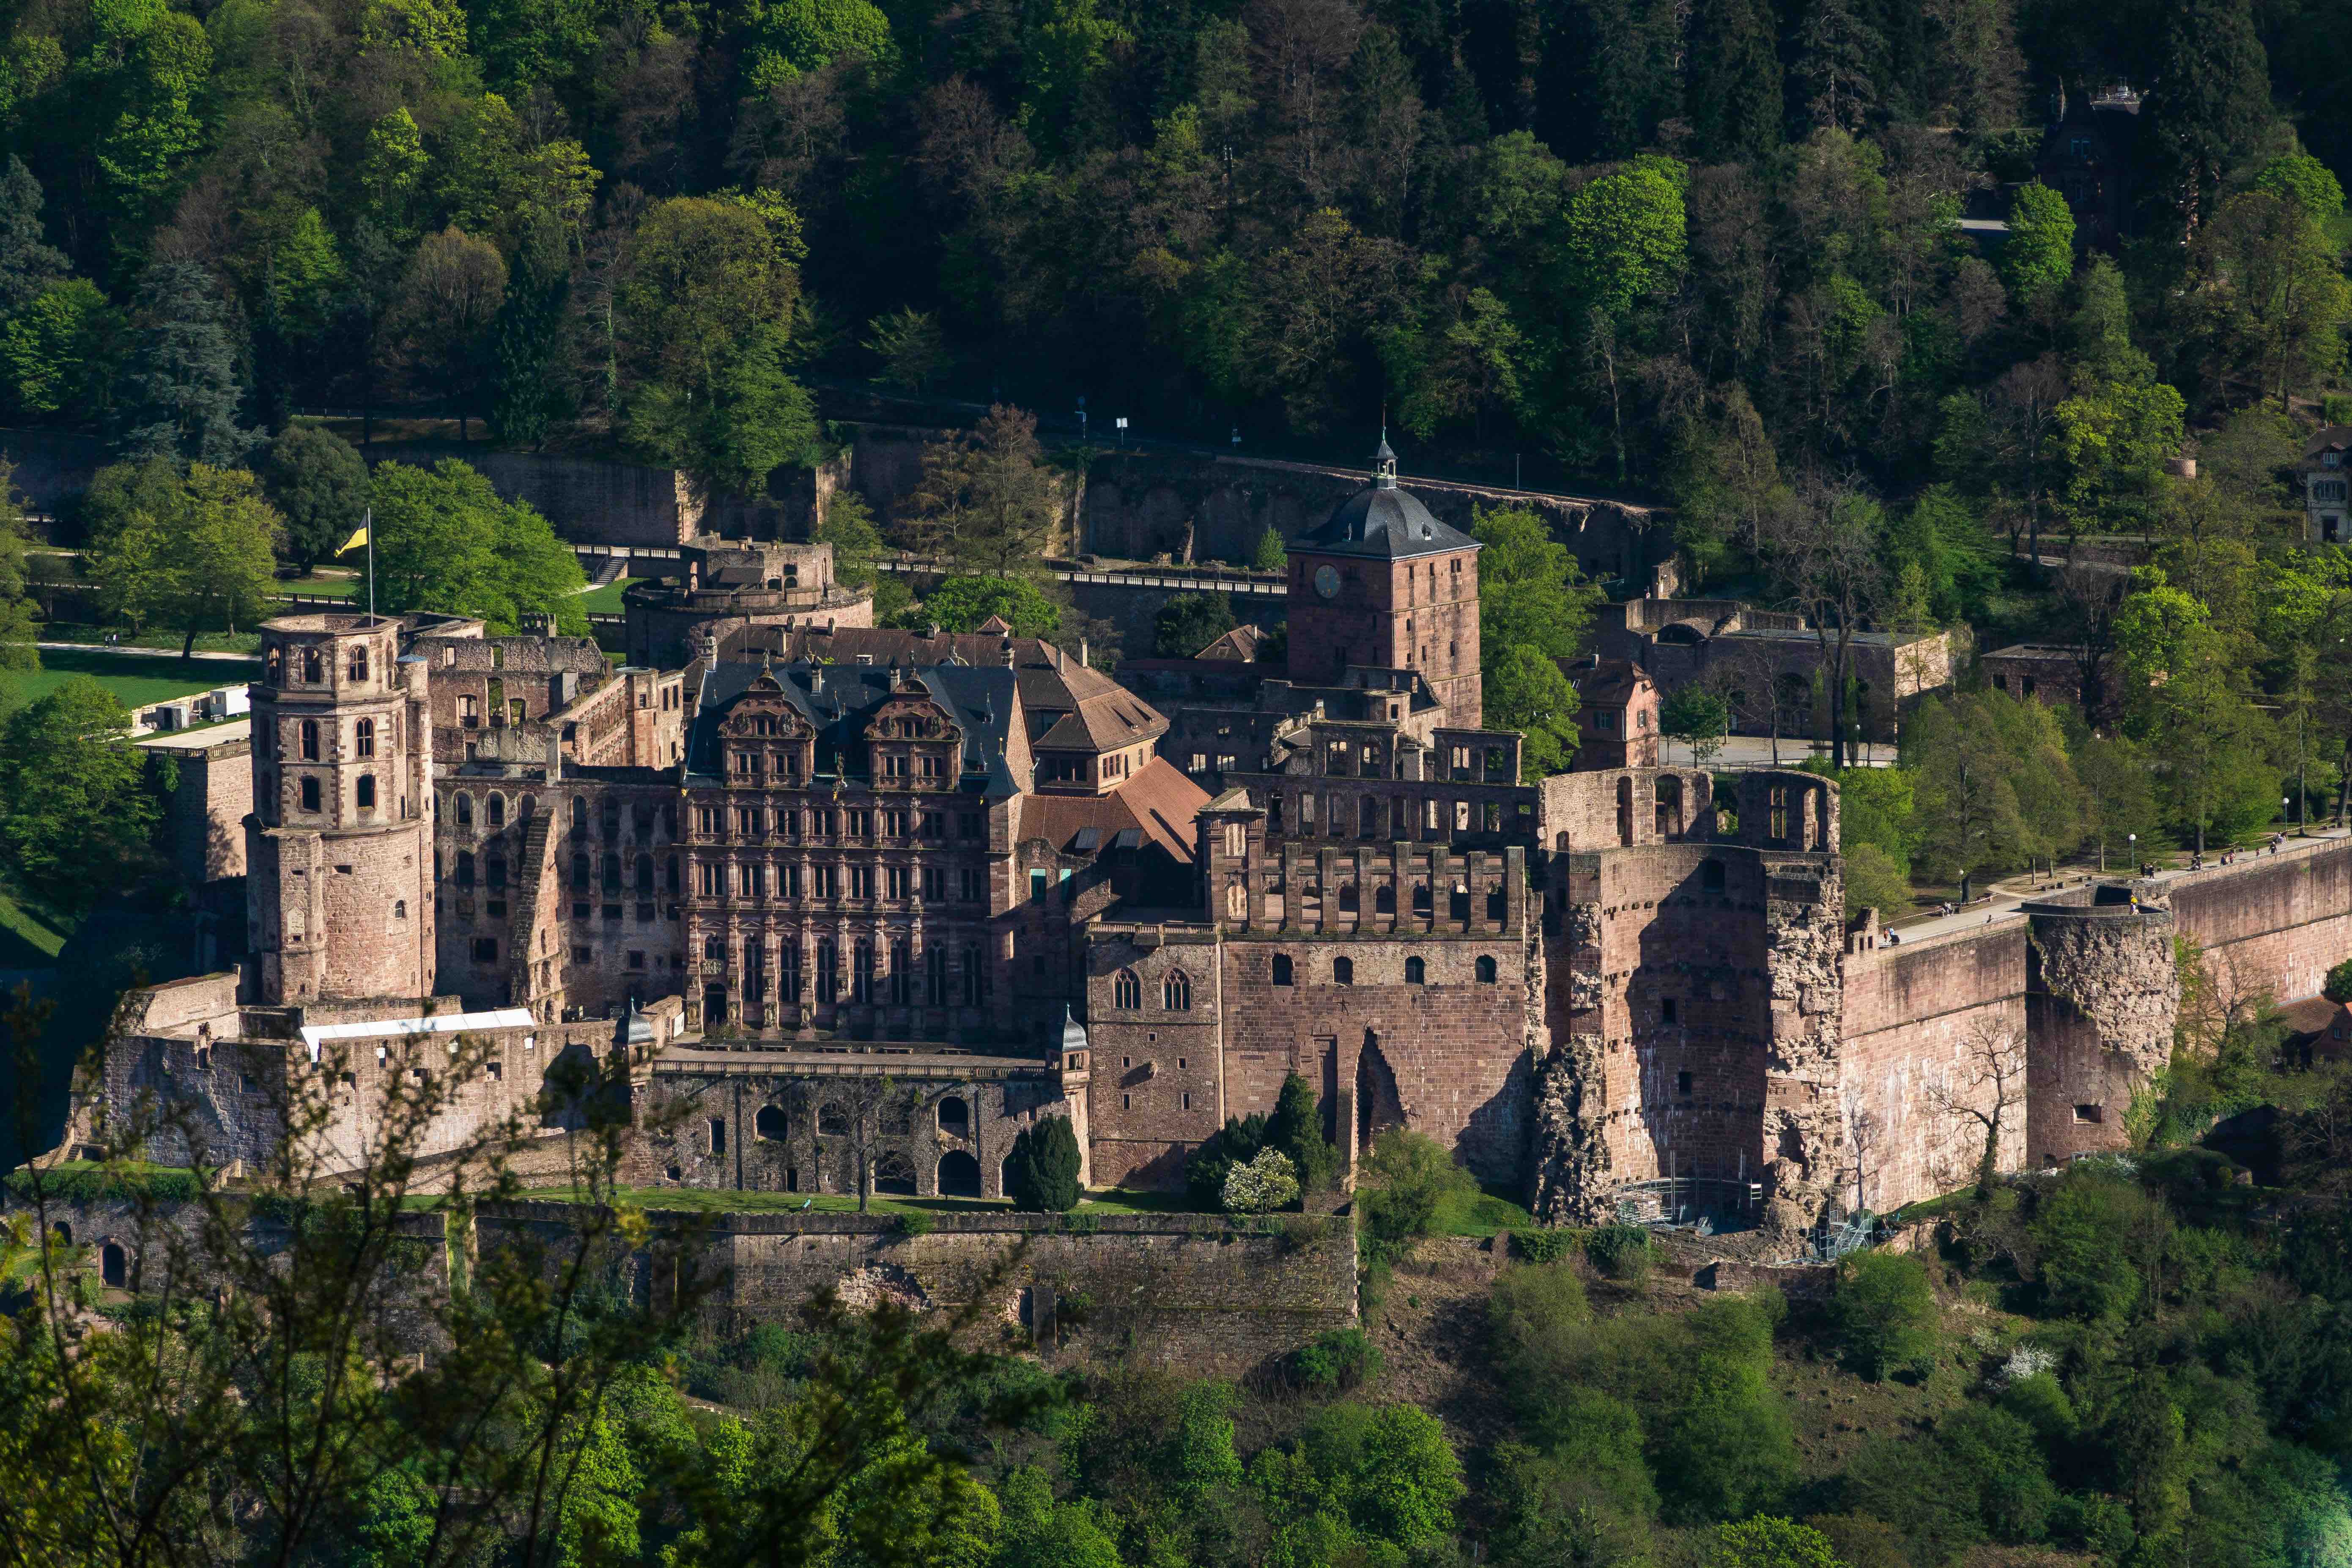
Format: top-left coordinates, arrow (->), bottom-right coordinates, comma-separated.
1285,436 -> 1484,726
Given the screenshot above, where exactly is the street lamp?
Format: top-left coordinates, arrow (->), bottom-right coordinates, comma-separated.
1115,416 -> 1128,450
2128,833 -> 2137,876
1230,425 -> 1242,450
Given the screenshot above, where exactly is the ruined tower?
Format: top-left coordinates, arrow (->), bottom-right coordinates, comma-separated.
2023,884 -> 2177,1165
246,614 -> 435,1005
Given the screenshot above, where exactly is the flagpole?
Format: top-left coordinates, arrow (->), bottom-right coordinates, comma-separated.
366,507 -> 375,623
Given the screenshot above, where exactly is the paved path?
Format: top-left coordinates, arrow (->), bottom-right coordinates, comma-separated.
36,641 -> 259,663
1881,827 -> 2352,943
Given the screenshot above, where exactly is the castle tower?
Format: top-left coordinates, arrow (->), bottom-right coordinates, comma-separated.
2023,884 -> 2177,1165
1285,435 -> 1484,726
246,614 -> 435,1006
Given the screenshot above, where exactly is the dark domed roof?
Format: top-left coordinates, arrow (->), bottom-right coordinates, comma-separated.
1294,433 -> 1481,560
1298,481 -> 1480,560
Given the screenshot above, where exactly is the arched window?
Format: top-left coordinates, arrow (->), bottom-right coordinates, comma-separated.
703,935 -> 725,962
874,1152 -> 917,1195
101,1242 -> 126,1288
1163,970 -> 1192,1011
354,718 -> 375,758
1476,955 -> 1498,983
1615,776 -> 1634,847
816,939 -> 839,1003
1333,957 -> 1354,986
1338,881 -> 1359,912
455,792 -> 473,826
300,719 -> 320,761
348,644 -> 368,682
355,774 -> 376,809
756,1105 -> 786,1140
818,1102 -> 850,1135
1405,957 -> 1425,984
1272,954 -> 1293,986
571,796 -> 587,838
927,944 -> 948,1005
601,853 -> 620,891
634,856 -> 653,892
888,939 -> 910,1004
1376,883 -> 1396,914
487,793 -> 505,828
457,851 -> 476,889
1412,882 -> 1433,915
519,794 -> 537,820
938,1096 -> 970,1135
265,647 -> 282,685
570,853 -> 589,890
1114,970 -> 1141,1009
300,776 -> 321,812
853,940 -> 874,1002
300,647 -> 322,683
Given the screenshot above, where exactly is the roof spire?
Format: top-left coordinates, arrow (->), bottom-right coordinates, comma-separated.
1373,424 -> 1398,491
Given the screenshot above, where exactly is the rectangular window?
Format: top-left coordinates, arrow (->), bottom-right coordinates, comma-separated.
922,867 -> 944,900
709,1118 -> 726,1155
698,863 -> 720,896
814,864 -> 838,898
471,938 -> 497,963
921,812 -> 944,838
886,866 -> 908,899
850,866 -> 874,899
962,868 -> 986,902
1030,870 -> 1049,904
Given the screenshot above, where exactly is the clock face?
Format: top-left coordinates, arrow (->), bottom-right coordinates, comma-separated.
1314,564 -> 1341,600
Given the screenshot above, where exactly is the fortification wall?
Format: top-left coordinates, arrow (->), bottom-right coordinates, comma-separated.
474,1203 -> 1358,1378
1839,924 -> 2028,1209
2164,841 -> 2352,1007
2024,901 -> 2177,1166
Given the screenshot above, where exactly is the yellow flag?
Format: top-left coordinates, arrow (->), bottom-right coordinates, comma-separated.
339,524 -> 370,555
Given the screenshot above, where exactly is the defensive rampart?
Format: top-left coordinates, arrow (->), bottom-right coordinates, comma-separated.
9,1192 -> 1358,1380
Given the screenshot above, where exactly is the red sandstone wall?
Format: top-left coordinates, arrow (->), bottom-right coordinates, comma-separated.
2166,842 -> 2352,1007
1840,924 -> 2028,1210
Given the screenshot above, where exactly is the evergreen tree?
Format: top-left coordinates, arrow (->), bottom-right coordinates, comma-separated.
485,241 -> 570,450
2144,0 -> 2273,229
1266,1071 -> 1337,1192
1686,0 -> 1784,163
0,156 -> 67,315
0,676 -> 159,910
110,260 -> 253,468
1795,0 -> 1886,133
1007,1116 -> 1082,1211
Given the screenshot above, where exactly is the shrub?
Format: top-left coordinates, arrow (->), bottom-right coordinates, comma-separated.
2031,1170 -> 2171,1323
1654,1297 -> 1801,1521
1511,1227 -> 1582,1264
890,1209 -> 933,1239
1185,1114 -> 1266,1209
1705,1517 -> 1841,1568
1826,1251 -> 1939,1380
1356,1129 -> 1475,1262
2325,958 -> 2352,1004
1293,1327 -> 1384,1391
1220,1148 -> 1299,1213
1586,1223 -> 1654,1283
1006,1116 -> 1082,1212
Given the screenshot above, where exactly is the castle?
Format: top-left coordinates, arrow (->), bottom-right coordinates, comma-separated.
58,445 -> 2352,1229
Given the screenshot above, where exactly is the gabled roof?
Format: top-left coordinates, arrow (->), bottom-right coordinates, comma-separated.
1195,623 -> 1266,661
686,657 -> 1021,795
2302,426 -> 2352,466
1557,654 -> 1653,705
1016,757 -> 1210,863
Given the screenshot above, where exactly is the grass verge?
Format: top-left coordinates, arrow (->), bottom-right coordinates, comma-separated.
1,647 -> 260,709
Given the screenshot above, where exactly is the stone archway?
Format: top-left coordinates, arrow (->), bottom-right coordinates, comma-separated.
938,1150 -> 982,1198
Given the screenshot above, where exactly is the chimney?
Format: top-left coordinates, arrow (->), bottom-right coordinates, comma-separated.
1001,642 -> 1016,667
702,633 -> 718,665
1080,638 -> 1089,667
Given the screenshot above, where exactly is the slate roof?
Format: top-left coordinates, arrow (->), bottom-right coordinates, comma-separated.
1294,483 -> 1480,561
685,657 -> 1022,796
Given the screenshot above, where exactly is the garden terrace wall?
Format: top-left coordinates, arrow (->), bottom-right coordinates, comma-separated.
472,1201 -> 1360,1378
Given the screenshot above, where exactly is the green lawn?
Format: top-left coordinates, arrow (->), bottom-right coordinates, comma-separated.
37,623 -> 264,655
575,580 -> 629,614
1435,1183 -> 1535,1239
516,1184 -> 1211,1217
0,885 -> 69,965
1,647 -> 260,710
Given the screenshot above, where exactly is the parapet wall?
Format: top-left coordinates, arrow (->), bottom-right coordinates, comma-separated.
2164,840 -> 2352,1008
